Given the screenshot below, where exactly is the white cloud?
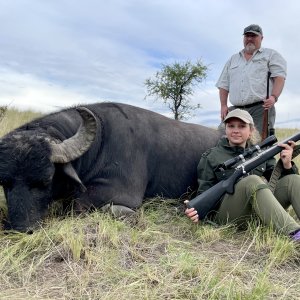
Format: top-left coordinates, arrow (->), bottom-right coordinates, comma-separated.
0,68 -> 91,112
0,0 -> 299,128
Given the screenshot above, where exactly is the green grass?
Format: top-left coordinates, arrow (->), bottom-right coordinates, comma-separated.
0,203 -> 299,299
0,108 -> 299,299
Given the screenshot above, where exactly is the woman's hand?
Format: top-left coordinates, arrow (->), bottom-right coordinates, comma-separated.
279,140 -> 295,169
184,200 -> 199,223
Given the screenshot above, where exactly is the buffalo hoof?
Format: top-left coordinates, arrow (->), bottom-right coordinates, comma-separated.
101,204 -> 135,218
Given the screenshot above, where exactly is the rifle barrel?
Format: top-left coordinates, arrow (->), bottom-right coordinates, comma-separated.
220,135 -> 277,170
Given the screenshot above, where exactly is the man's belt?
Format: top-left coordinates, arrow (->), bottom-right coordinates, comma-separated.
234,101 -> 264,109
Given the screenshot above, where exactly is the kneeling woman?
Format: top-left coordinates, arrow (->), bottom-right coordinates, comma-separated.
185,109 -> 300,242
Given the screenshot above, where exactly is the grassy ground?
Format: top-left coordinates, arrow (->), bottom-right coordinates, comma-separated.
0,108 -> 299,299
0,201 -> 299,299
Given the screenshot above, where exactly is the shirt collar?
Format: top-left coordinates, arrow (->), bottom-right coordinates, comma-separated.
240,47 -> 263,56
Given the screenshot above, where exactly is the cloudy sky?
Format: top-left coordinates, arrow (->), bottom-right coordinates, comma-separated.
0,0 -> 299,128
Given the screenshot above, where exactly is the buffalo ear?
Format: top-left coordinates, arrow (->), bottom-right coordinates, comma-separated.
62,163 -> 87,192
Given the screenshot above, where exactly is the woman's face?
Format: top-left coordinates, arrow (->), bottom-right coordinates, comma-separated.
225,118 -> 252,148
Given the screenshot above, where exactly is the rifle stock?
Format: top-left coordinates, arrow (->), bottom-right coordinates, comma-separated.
261,110 -> 269,140
187,132 -> 300,220
261,72 -> 271,140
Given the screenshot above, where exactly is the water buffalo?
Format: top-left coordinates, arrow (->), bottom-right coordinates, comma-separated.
0,102 -> 221,232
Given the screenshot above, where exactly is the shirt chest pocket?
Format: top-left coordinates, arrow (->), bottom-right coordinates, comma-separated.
228,62 -> 241,82
251,58 -> 269,74
229,62 -> 239,70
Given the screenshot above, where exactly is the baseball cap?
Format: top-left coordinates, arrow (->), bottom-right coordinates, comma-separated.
223,109 -> 254,125
243,24 -> 263,36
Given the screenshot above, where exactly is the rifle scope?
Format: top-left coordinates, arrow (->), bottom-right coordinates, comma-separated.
218,135 -> 277,170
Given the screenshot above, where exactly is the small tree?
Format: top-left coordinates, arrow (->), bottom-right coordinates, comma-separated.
145,60 -> 208,120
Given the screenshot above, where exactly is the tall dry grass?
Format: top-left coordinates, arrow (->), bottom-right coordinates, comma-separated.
0,106 -> 42,137
0,108 -> 299,299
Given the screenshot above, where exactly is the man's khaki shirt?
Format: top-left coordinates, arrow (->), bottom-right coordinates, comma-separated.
216,47 -> 287,106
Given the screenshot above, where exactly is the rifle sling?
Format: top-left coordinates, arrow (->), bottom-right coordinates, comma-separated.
268,144 -> 300,193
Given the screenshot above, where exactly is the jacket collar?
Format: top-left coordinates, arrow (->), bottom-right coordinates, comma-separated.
218,137 -> 248,152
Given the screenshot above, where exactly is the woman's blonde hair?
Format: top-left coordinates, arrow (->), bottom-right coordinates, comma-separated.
248,124 -> 261,145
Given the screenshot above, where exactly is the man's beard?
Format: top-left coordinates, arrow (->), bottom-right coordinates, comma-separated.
244,43 -> 256,54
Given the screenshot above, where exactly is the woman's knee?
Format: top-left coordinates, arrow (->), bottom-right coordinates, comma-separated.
281,174 -> 300,186
237,175 -> 267,194
239,175 -> 264,186
276,174 -> 300,197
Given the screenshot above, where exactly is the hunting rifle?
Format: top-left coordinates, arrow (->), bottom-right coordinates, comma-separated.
217,135 -> 277,171
261,72 -> 272,140
186,132 -> 300,220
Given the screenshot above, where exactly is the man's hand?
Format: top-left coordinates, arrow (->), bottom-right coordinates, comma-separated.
184,200 -> 199,223
263,96 -> 276,110
219,88 -> 229,120
221,105 -> 229,121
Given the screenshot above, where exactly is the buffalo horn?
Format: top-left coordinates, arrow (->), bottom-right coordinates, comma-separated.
50,107 -> 97,163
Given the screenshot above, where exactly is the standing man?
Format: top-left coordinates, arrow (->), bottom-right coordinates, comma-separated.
216,24 -> 287,136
